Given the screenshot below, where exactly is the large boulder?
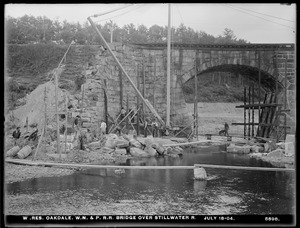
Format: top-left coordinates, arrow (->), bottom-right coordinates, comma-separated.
17,145 -> 32,159
104,134 -> 119,149
226,144 -> 251,154
144,145 -> 157,156
152,143 -> 165,155
115,138 -> 130,148
6,146 -> 20,157
114,148 -> 127,156
129,138 -> 142,148
285,134 -> 295,156
267,149 -> 285,157
87,141 -> 101,150
130,147 -> 150,157
165,146 -> 183,157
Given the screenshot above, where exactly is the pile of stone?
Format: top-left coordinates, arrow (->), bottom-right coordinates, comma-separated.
226,134 -> 295,159
85,133 -> 183,158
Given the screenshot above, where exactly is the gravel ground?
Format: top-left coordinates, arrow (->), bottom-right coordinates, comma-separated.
5,163 -> 77,184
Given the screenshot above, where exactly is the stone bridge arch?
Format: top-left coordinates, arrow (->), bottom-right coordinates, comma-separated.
180,63 -> 283,93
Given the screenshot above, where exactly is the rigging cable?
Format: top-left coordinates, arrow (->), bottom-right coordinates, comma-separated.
93,4 -> 146,23
227,4 -> 295,23
223,4 -> 295,31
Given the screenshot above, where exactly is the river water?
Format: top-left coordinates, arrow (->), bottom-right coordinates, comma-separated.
6,145 -> 295,215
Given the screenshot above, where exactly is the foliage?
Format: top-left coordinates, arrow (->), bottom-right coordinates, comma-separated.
5,15 -> 249,45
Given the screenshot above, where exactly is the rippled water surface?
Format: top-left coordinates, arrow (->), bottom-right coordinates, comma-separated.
6,145 -> 295,215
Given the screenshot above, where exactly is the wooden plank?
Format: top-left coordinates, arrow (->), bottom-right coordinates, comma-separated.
5,159 -> 294,172
104,79 -> 108,134
264,93 -> 275,137
232,123 -> 259,125
261,93 -> 273,137
136,63 -> 140,136
252,86 -> 255,137
236,103 -> 283,108
119,68 -> 123,110
244,87 -> 246,138
64,95 -> 68,152
248,86 -> 250,138
257,93 -> 268,136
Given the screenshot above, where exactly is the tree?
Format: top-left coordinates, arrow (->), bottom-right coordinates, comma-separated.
148,24 -> 164,42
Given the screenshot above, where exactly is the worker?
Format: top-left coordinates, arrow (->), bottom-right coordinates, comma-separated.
224,122 -> 229,136
120,107 -> 126,120
151,118 -> 159,137
144,117 -> 150,137
73,115 -> 81,137
78,131 -> 87,150
12,127 -> 21,145
100,120 -> 107,136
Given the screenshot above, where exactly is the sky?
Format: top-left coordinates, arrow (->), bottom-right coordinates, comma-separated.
5,3 -> 296,44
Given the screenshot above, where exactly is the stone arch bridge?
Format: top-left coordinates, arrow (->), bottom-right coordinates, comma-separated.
80,42 -> 295,134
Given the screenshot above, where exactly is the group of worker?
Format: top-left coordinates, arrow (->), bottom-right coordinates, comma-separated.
119,107 -> 165,138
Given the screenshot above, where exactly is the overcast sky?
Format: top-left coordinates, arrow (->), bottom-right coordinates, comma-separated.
5,3 -> 296,43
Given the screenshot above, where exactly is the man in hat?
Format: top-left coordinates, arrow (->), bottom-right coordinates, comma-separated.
12,127 -> 21,145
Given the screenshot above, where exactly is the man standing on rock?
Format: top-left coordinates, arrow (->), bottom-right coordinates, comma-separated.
100,120 -> 107,136
12,127 -> 21,145
73,115 -> 81,137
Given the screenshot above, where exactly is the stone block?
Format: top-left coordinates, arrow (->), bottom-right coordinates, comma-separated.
267,149 -> 284,157
194,167 -> 207,180
227,144 -> 251,154
114,148 -> 127,155
285,142 -> 294,157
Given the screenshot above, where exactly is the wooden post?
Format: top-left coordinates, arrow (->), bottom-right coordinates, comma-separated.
153,56 -> 156,108
119,68 -> 123,110
194,58 -> 198,140
65,94 -> 68,152
104,79 -> 108,134
275,55 -> 278,103
166,3 -> 171,127
54,71 -> 60,159
252,86 -> 255,137
32,125 -> 45,161
126,94 -> 129,132
26,117 -> 28,133
244,87 -> 246,139
81,84 -> 84,113
258,52 -> 261,116
44,87 -> 47,138
275,54 -> 279,140
284,56 -> 287,140
143,60 -> 146,126
136,63 -> 140,136
248,86 -> 251,139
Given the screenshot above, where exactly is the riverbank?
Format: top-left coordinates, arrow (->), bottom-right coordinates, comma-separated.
5,163 -> 77,184
5,135 -> 294,184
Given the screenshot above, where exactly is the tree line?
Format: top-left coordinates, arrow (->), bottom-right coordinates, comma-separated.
5,15 -> 249,45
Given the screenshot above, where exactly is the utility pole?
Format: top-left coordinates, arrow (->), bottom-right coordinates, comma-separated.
55,70 -> 60,159
109,20 -> 114,43
166,3 -> 171,127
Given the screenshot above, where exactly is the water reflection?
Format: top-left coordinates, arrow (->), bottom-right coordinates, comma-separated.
6,145 -> 295,215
